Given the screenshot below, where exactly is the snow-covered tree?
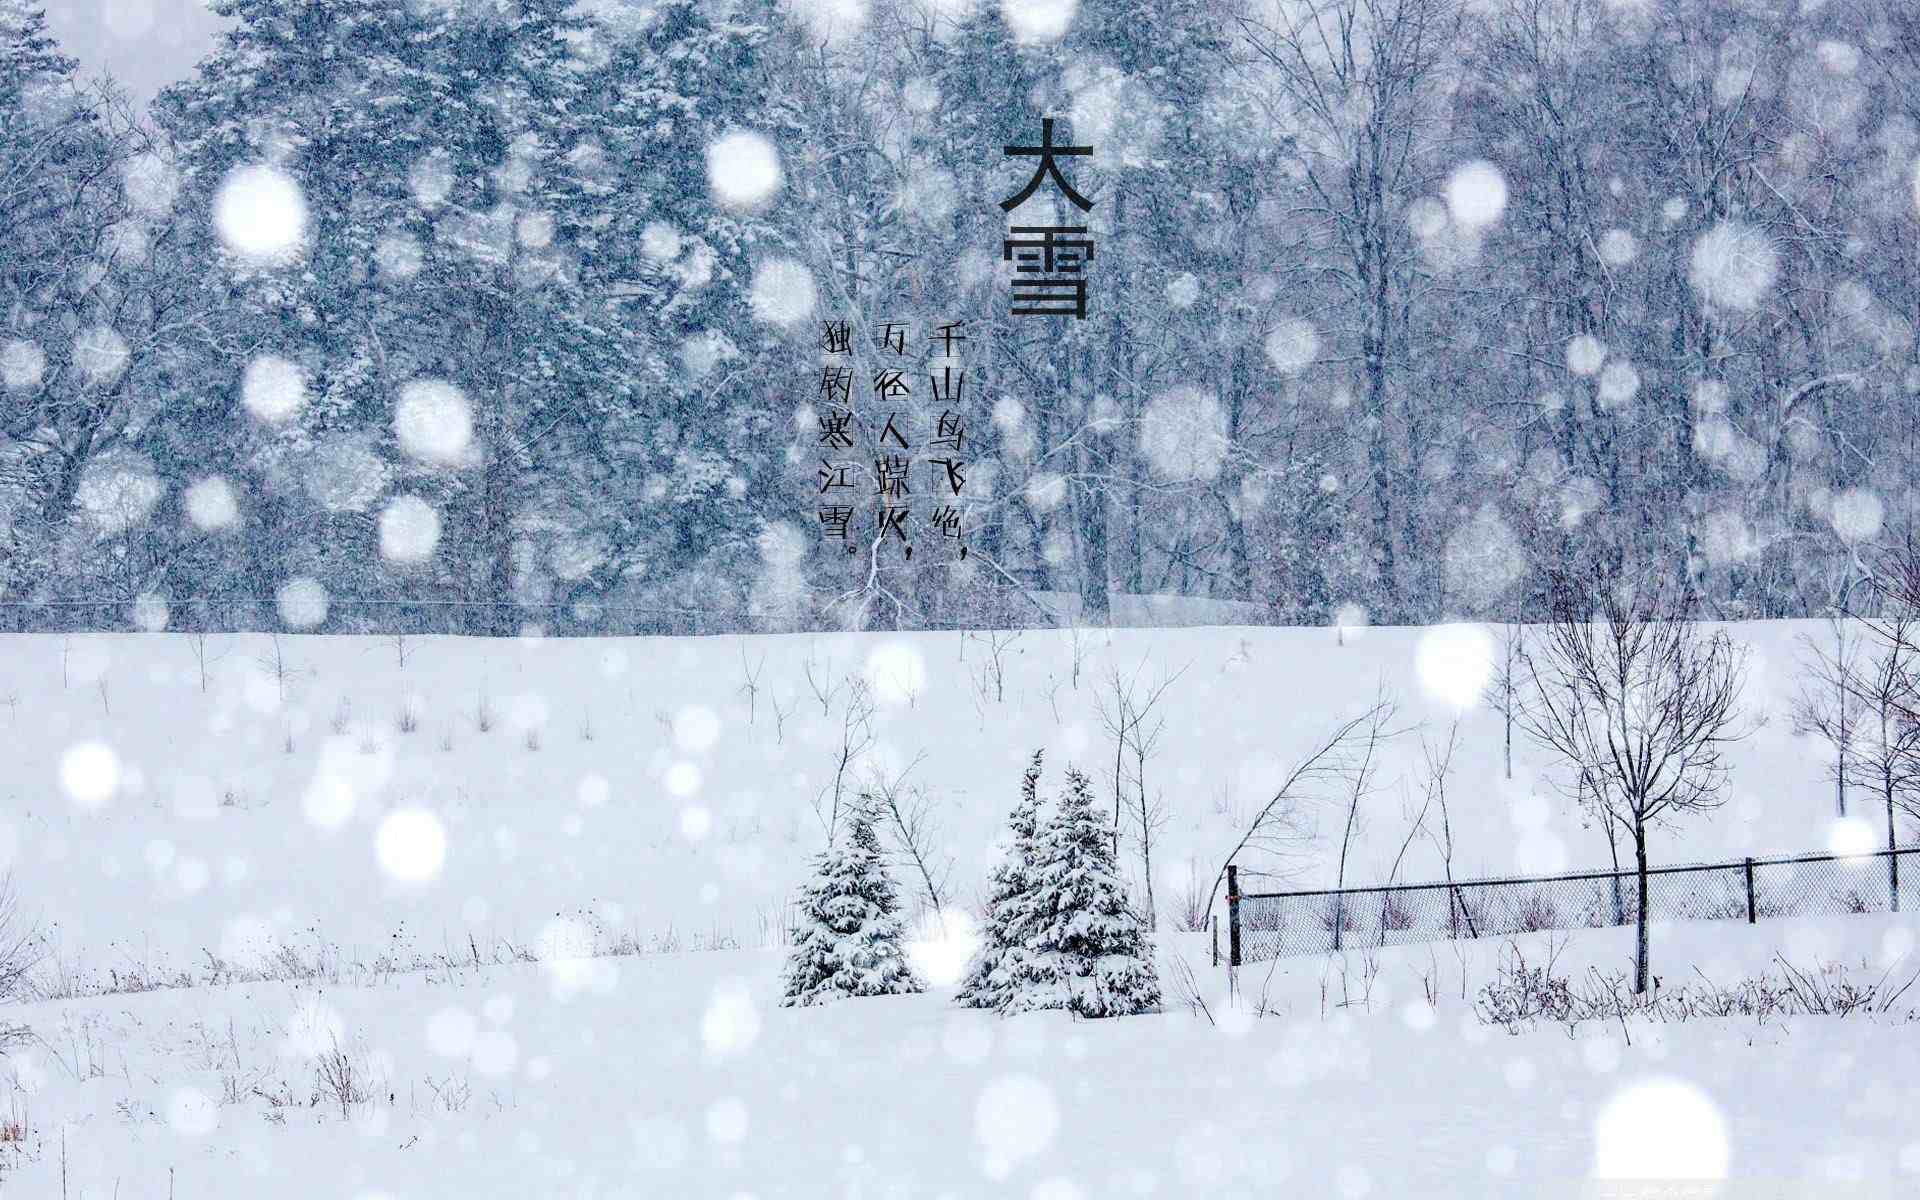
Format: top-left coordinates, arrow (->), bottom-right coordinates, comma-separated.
954,750 -> 1046,1010
780,799 -> 922,1007
1003,765 -> 1161,1018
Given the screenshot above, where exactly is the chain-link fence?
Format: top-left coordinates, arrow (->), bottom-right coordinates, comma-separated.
1226,847 -> 1920,965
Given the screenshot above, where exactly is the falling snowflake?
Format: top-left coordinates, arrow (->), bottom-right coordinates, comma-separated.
277,576 -> 329,630
1598,228 -> 1638,267
1138,386 -> 1229,482
1565,335 -> 1605,376
1444,160 -> 1507,228
378,494 -> 443,564
748,257 -> 818,327
375,808 -> 448,883
1263,318 -> 1320,375
975,1075 -> 1059,1179
706,130 -> 784,210
1596,358 -> 1640,407
1001,0 -> 1078,44
394,379 -> 474,466
214,164 -> 308,263
1592,1078 -> 1729,1180
1443,504 -> 1526,610
241,355 -> 308,423
60,741 -> 120,809
1414,624 -> 1493,711
131,592 -> 170,632
74,326 -> 130,386
1829,488 -> 1883,542
1689,220 -> 1779,311
0,339 -> 45,391
75,450 -> 164,534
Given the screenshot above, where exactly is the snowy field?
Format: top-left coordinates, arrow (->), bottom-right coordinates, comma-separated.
0,621 -> 1915,1195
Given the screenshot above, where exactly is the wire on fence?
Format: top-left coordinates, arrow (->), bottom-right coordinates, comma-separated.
1227,847 -> 1919,965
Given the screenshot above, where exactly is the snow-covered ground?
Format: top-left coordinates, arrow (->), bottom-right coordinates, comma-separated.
3,920 -> 1918,1196
0,621 -> 1915,1195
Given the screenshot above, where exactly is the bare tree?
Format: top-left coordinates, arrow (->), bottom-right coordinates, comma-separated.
1485,624 -> 1531,780
1205,699 -> 1396,928
1520,560 -> 1751,993
866,759 -> 952,917
812,676 -> 876,842
1418,722 -> 1477,939
1328,687 -> 1404,949
1792,616 -> 1868,819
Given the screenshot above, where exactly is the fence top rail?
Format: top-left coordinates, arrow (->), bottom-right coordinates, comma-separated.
1235,844 -> 1920,902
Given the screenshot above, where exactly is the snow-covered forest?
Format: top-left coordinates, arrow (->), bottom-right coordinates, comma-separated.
7,0 -> 1920,634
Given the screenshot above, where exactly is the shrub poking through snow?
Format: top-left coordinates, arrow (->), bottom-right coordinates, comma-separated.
955,750 -> 1047,1010
1003,766 -> 1162,1018
779,799 -> 922,1007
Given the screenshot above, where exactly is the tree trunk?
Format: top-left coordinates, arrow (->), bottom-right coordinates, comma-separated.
1633,817 -> 1651,994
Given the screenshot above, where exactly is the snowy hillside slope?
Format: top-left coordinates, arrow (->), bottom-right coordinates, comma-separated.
0,619 -> 1885,975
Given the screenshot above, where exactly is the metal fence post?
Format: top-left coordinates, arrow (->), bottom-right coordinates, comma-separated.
1227,865 -> 1242,969
1744,857 -> 1756,924
1211,914 -> 1218,968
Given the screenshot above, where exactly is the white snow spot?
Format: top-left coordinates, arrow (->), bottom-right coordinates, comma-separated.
706,131 -> 784,210
1263,318 -> 1320,375
641,221 -> 683,261
375,234 -> 424,281
131,592 -> 169,632
679,804 -> 713,840
1592,1077 -> 1730,1180
394,379 -> 474,466
167,1088 -> 219,1136
379,494 -> 443,565
748,257 -> 818,327
409,152 -> 455,208
705,1098 -> 749,1145
1598,228 -> 1638,267
123,152 -> 179,216
184,477 -> 240,531
578,775 -> 610,808
1596,358 -> 1640,407
60,742 -> 120,809
214,165 -> 308,263
701,979 -> 761,1057
536,918 -> 614,999
1829,488 -> 1883,542
1828,816 -> 1877,858
781,0 -> 870,42
1689,221 -> 1778,311
75,451 -> 163,534
1139,386 -> 1228,482
241,355 -> 307,423
865,642 -> 926,707
277,577 -> 329,630
376,808 -> 447,883
1699,509 -> 1757,565
1001,0 -> 1077,44
906,908 -> 980,987
1444,160 -> 1508,228
975,1075 -> 1058,1179
666,762 -> 704,799
516,210 -> 554,250
1166,273 -> 1200,308
1514,829 -> 1568,875
674,706 -> 721,753
631,1114 -> 690,1169
282,1000 -> 346,1061
1332,602 -> 1370,641
74,325 -> 130,386
1443,505 -> 1526,610
302,435 -> 390,514
1565,335 -> 1606,376
1,338 -> 47,390
1413,624 -> 1493,711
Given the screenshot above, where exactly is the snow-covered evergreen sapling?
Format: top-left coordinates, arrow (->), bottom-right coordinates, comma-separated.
1004,767 -> 1162,1018
954,750 -> 1046,1010
779,800 -> 923,1007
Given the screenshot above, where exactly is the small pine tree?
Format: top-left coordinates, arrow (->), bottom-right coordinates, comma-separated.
1005,767 -> 1162,1018
780,800 -> 922,1007
955,750 -> 1046,1009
